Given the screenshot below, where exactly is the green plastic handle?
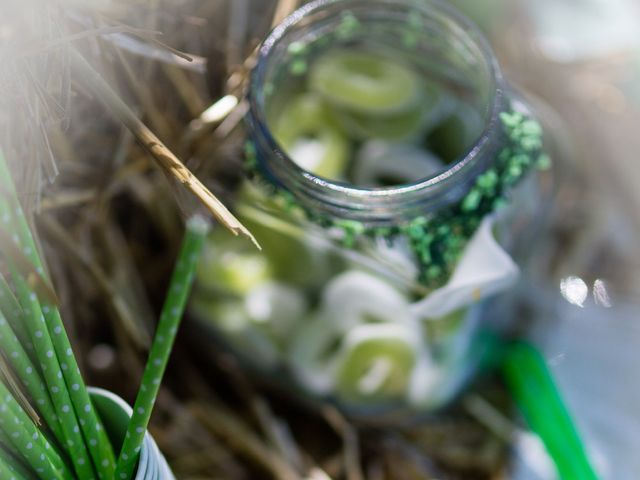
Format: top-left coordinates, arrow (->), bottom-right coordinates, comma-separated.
501,341 -> 599,480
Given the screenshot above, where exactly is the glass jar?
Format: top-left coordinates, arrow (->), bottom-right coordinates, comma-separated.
192,0 -> 553,423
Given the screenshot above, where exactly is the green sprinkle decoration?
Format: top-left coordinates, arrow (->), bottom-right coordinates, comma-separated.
461,189 -> 482,212
403,10 -> 423,48
114,215 -> 209,479
336,11 -> 360,40
287,40 -> 307,56
289,58 -> 308,76
246,105 -> 550,289
537,153 -> 552,170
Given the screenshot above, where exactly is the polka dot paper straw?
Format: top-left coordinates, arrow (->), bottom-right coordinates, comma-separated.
114,215 -> 209,479
0,462 -> 27,480
39,305 -> 116,479
0,154 -> 114,478
0,458 -> 18,480
0,311 -> 64,446
0,427 -> 20,461
0,380 -> 68,479
0,274 -> 32,353
8,272 -> 96,479
0,448 -> 32,480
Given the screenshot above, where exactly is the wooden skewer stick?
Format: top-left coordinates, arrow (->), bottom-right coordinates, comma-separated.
68,48 -> 260,249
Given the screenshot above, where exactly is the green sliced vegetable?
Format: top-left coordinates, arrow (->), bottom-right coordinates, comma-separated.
334,103 -> 427,141
335,324 -> 418,404
333,81 -> 445,141
191,297 -> 280,368
237,205 -> 341,289
273,93 -> 349,179
196,229 -> 272,296
309,49 -> 422,115
243,281 -> 308,347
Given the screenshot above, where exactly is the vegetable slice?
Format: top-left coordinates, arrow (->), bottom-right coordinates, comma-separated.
335,323 -> 420,404
309,49 -> 422,115
273,93 -> 349,179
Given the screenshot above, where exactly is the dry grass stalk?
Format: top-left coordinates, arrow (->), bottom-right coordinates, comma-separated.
0,1 -> 513,478
39,215 -> 152,348
191,402 -> 301,480
323,407 -> 364,480
67,49 -> 260,249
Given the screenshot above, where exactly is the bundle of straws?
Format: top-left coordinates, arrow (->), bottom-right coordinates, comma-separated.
0,151 -> 209,479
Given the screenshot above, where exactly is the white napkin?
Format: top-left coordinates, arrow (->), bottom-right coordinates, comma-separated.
411,216 -> 520,320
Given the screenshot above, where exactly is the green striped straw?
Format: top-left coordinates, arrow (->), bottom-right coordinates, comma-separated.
502,341 -> 599,480
114,215 -> 209,479
0,380 -> 68,479
0,153 -> 115,478
0,310 -> 65,446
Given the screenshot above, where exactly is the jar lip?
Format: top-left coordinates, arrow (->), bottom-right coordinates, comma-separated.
248,0 -> 506,201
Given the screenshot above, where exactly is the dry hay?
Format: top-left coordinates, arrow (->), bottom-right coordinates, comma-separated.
0,1 -> 512,478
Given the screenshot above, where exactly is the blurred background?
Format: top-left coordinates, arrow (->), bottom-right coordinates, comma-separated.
467,1 -> 640,478
1,0 -> 640,478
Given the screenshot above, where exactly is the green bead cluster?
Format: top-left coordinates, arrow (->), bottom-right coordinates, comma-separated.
336,11 -> 361,40
245,107 -> 549,289
285,11 -> 362,79
400,110 -> 550,287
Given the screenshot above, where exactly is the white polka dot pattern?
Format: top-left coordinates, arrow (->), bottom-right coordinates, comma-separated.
0,156 -> 115,478
0,380 -> 69,479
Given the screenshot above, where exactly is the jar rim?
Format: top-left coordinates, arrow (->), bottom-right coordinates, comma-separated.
247,0 -> 507,221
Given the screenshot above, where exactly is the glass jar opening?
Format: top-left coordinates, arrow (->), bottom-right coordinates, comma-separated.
248,0 -> 507,225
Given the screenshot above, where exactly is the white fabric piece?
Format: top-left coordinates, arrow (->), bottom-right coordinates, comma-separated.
289,138 -> 328,172
244,281 -> 308,341
289,271 -> 417,396
407,351 -> 443,407
323,270 -> 413,328
288,313 -> 341,394
411,216 -> 520,319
